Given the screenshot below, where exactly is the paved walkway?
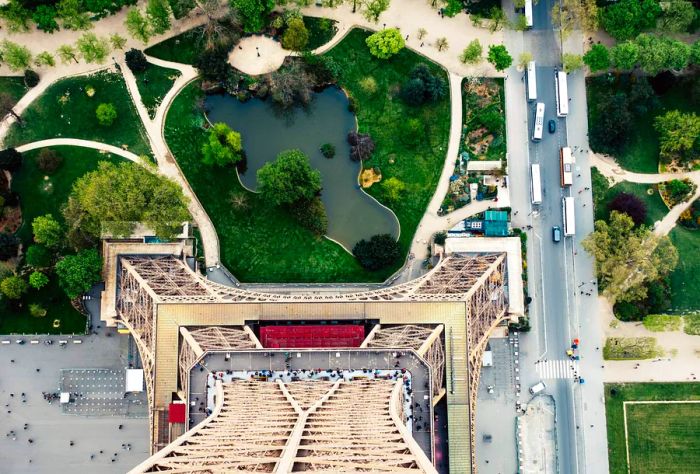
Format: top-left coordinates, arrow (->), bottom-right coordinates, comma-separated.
15,138 -> 142,162
229,36 -> 288,75
590,152 -> 700,236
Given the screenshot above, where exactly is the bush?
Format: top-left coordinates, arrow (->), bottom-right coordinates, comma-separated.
25,244 -> 52,268
125,48 -> 149,72
194,46 -> 231,81
400,118 -> 421,146
281,17 -> 309,51
664,179 -> 693,205
96,103 -> 117,126
320,143 -> 335,158
36,148 -> 63,174
29,271 -> 49,290
358,76 -> 377,94
347,131 -> 375,161
353,233 -> 400,271
0,148 -> 23,172
0,233 -> 20,260
434,231 -> 447,245
0,275 -> 28,300
23,69 -> 40,87
608,192 -> 647,226
460,39 -> 483,64
29,303 -> 47,317
365,28 -> 405,59
289,197 -> 327,235
32,214 -> 63,248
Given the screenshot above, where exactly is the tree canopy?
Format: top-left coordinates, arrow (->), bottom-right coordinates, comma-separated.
229,0 -> 274,33
63,161 -> 190,242
608,192 -> 647,226
659,0 -> 695,33
0,275 -> 28,300
400,63 -> 446,106
486,45 -> 512,71
282,17 -> 309,51
460,39 -> 483,64
582,211 -> 678,304
654,110 -> 700,162
583,44 -> 610,72
32,214 -> 63,248
55,248 -> 102,299
610,41 -> 640,70
76,33 -> 111,64
599,0 -> 660,40
353,234 -> 400,271
201,122 -> 243,166
257,149 -> 322,206
0,40 -> 32,72
365,28 -> 405,59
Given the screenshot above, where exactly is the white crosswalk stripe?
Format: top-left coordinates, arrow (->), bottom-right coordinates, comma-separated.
535,359 -> 580,379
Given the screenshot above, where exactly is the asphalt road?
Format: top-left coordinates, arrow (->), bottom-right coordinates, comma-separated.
502,0 -> 608,472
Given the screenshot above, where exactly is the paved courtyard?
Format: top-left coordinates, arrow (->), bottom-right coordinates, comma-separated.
0,328 -> 148,472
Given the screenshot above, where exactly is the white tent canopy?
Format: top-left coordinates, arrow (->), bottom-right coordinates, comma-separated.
126,369 -> 144,392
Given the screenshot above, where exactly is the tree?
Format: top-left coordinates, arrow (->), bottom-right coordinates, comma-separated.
0,275 -> 28,300
435,37 -> 448,52
659,0 -> 695,33
654,110 -> 700,162
0,94 -> 22,124
692,40 -> 700,66
487,44 -> 512,71
282,17 -> 309,51
635,34 -> 689,74
229,0 -> 274,33
55,249 -> 102,299
110,33 -> 127,50
29,271 -> 49,290
34,51 -> 56,68
0,233 -> 19,260
362,0 -> 391,22
0,148 -> 23,171
487,6 -> 507,32
0,40 -> 32,72
518,51 -> 533,69
63,161 -> 190,240
347,131 -> 375,161
400,63 -> 446,105
202,123 -> 243,166
552,0 -> 598,36
365,28 -> 405,59
460,40 -> 483,64
126,8 -> 153,43
582,211 -> 678,303
57,44 -> 79,64
25,245 -> 52,268
610,41 -> 639,70
268,61 -> 314,109
417,28 -> 427,40
599,0 -> 660,40
147,0 -> 172,34
664,179 -> 692,203
608,192 -> 647,226
194,46 -> 230,81
382,177 -> 406,203
289,197 -> 327,235
353,234 -> 400,271
257,149 -> 321,206
32,4 -> 60,33
583,44 -> 610,72
562,53 -> 583,72
32,214 -> 63,248
57,0 -> 91,30
320,143 -> 336,158
590,91 -> 632,154
125,48 -> 149,72
77,33 -> 111,64
0,0 -> 31,32
95,103 -> 117,126
24,69 -> 40,87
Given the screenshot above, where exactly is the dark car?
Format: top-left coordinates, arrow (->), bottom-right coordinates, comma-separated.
548,119 -> 556,134
552,225 -> 562,243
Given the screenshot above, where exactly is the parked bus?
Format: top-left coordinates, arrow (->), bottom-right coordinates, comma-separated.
524,0 -> 533,28
531,163 -> 542,205
532,102 -> 545,142
563,197 -> 575,236
560,147 -> 574,187
526,61 -> 537,102
555,70 -> 569,117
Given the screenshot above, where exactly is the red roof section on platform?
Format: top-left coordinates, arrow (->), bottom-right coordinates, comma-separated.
260,325 -> 365,348
168,403 -> 186,423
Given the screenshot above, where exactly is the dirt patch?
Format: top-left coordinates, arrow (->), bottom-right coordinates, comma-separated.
360,168 -> 381,188
0,206 -> 22,234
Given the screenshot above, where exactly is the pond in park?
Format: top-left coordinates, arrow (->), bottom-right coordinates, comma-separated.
205,87 -> 400,251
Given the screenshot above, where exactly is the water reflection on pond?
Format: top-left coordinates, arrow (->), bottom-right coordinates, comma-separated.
205,87 -> 400,251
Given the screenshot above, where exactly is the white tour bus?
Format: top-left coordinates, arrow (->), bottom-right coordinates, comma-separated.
532,102 -> 545,142
524,0 -> 533,28
531,163 -> 542,205
555,70 -> 569,117
526,61 -> 537,102
560,147 -> 574,187
563,197 -> 576,236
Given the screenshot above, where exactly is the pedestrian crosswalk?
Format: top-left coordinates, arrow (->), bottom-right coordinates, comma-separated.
535,359 -> 580,379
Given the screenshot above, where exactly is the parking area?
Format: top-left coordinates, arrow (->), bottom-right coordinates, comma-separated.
0,329 -> 149,473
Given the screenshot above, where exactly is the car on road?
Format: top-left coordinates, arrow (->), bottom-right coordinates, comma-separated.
529,381 -> 546,395
548,119 -> 556,133
552,225 -> 562,243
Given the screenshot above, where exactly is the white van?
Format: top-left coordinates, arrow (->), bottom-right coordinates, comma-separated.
529,381 -> 546,395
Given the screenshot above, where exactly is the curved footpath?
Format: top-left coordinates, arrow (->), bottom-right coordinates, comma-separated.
15,138 -> 142,162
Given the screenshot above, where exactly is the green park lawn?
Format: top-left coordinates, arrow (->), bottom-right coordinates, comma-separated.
605,383 -> 700,474
4,71 -> 150,156
145,27 -> 203,65
0,76 -> 28,103
0,146 -> 127,335
592,171 -> 668,227
133,64 -> 181,118
324,28 -> 450,268
669,226 -> 700,312
164,28 -> 450,282
587,75 -> 698,173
